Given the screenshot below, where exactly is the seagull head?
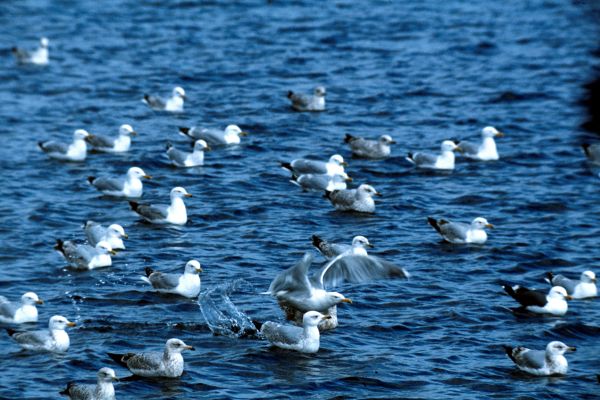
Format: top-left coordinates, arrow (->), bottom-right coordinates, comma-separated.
170,187 -> 192,199
49,315 -> 76,330
482,126 -> 503,138
97,368 -> 118,383
22,292 -> 43,305
441,140 -> 459,153
166,338 -> 194,353
73,129 -> 91,141
358,184 -> 381,197
546,341 -> 576,356
380,135 -> 396,145
193,139 -> 210,152
127,167 -> 151,180
185,260 -> 203,274
96,241 -> 115,255
352,235 -> 373,249
581,270 -> 596,284
548,286 -> 571,300
314,86 -> 326,97
108,224 -> 127,239
329,154 -> 347,167
302,311 -> 330,327
119,124 -> 136,136
40,37 -> 49,48
173,87 -> 186,99
225,124 -> 247,137
471,217 -> 493,230
327,292 -> 352,306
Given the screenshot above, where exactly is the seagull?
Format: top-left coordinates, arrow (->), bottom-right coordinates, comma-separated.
141,260 -> 203,298
261,311 -> 329,353
86,124 -> 136,153
344,134 -> 396,159
582,143 -> 600,165
503,341 -> 576,376
545,271 -> 597,299
406,140 -> 460,170
287,86 -> 326,111
0,292 -> 43,324
84,221 -> 128,250
458,126 -> 504,161
143,87 -> 185,112
312,235 -> 373,259
129,187 -> 191,225
59,367 -> 118,400
290,173 -> 349,192
6,315 -> 76,352
12,37 -> 49,65
38,129 -> 92,162
87,167 -> 151,198
166,140 -> 210,167
107,338 -> 194,378
502,284 -> 571,316
178,125 -> 247,146
281,154 -> 348,177
324,184 -> 380,213
55,239 -> 115,270
427,217 -> 493,244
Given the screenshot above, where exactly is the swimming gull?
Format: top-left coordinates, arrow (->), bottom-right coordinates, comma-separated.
287,86 -> 326,111
290,173 -> 349,192
427,217 -> 493,244
260,311 -> 329,353
406,140 -> 460,170
503,341 -> 576,376
166,140 -> 210,167
59,367 -> 117,400
502,284 -> 570,316
12,37 -> 49,65
38,129 -> 92,162
141,260 -> 202,298
84,221 -> 127,250
344,134 -> 396,159
178,125 -> 247,146
107,338 -> 194,378
129,187 -> 191,225
281,154 -> 348,177
143,87 -> 185,112
324,184 -> 380,213
0,292 -> 43,324
55,240 -> 115,270
86,124 -> 136,153
87,167 -> 151,198
545,271 -> 597,299
582,143 -> 600,165
6,315 -> 75,352
458,126 -> 503,161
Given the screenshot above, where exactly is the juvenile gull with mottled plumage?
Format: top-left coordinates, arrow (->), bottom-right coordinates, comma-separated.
59,367 -> 117,400
287,86 -> 326,111
324,184 -> 380,213
344,134 -> 396,159
503,341 -> 575,376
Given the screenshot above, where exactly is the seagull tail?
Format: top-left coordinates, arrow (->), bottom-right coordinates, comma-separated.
544,272 -> 554,285
59,382 -> 76,396
165,141 -> 173,151
427,217 -> 442,234
280,162 -> 293,172
582,143 -> 591,157
323,190 -> 333,200
129,201 -> 139,212
6,328 -> 16,337
142,94 -> 150,105
311,234 -> 325,251
144,266 -> 154,277
405,153 -> 416,164
178,127 -> 191,137
54,239 -> 66,256
87,176 -> 96,185
344,133 -> 356,143
502,283 -> 517,299
286,91 -> 294,99
107,352 -> 129,368
502,345 -> 516,363
37,141 -> 45,150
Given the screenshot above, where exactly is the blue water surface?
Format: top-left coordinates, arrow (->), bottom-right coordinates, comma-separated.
1,1 -> 599,399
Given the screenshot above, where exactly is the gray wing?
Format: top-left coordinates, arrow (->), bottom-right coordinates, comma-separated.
584,143 -> 600,163
149,272 -> 181,290
11,329 -> 51,347
134,204 -> 168,221
261,321 -> 303,345
143,94 -> 165,109
65,383 -> 95,399
0,297 -> 17,319
39,141 -> 68,154
86,134 -> 115,149
12,47 -> 31,63
62,241 -> 93,265
92,177 -> 125,192
267,253 -> 314,295
288,93 -> 311,110
350,138 -> 379,157
296,174 -> 333,191
126,352 -> 163,372
514,348 -> 546,370
329,189 -> 357,207
438,221 -> 469,242
84,222 -> 106,246
314,255 -> 409,287
457,140 -> 479,155
550,275 -> 577,294
195,128 -> 226,145
290,159 -> 327,174
409,152 -> 437,166
167,146 -> 190,166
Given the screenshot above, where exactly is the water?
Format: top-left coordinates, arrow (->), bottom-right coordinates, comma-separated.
1,0 -> 599,398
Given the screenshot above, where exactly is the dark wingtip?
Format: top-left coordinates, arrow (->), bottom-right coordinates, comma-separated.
344,133 -> 355,143
87,176 -> 95,184
287,91 -> 294,99
54,239 -> 65,254
143,94 -> 150,102
6,328 -> 16,337
129,201 -> 139,211
166,141 -> 173,150
324,190 -> 332,200
407,152 -> 414,159
545,272 -> 554,283
59,382 -> 75,396
280,162 -> 292,171
502,345 -> 516,362
37,141 -> 44,150
502,283 -> 515,297
427,217 -> 441,233
179,127 -> 190,135
582,143 -> 591,156
311,234 -> 323,248
11,47 -> 18,53
107,352 -> 128,367
144,266 -> 154,277
251,319 -> 263,331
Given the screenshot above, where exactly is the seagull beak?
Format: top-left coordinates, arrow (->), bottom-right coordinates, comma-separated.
567,346 -> 576,352
36,299 -> 44,305
109,250 -> 117,255
345,176 -> 353,182
131,131 -> 138,136
112,376 -> 119,381
143,175 -> 152,179
122,233 -> 129,239
196,266 -> 203,273
454,146 -> 463,153
341,161 -> 349,167
184,193 -> 193,197
205,145 -> 211,151
239,131 -> 249,136
341,298 -> 353,304
565,295 -> 573,300
67,322 -> 76,327
184,345 -> 195,350
87,134 -> 96,140
390,140 -> 397,144
485,223 -> 494,229
495,132 -> 505,137
592,278 -> 597,283
375,192 -> 382,197
367,243 -> 374,248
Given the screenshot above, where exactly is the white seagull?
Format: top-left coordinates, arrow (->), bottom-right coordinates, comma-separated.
84,221 -> 128,250
7,315 -> 76,352
38,129 -> 92,162
545,271 -> 597,299
166,140 -> 210,167
86,124 -> 136,153
503,284 -> 571,316
141,260 -> 203,298
59,367 -> 118,400
12,37 -> 49,65
287,86 -> 326,111
458,126 -> 504,161
55,240 -> 115,270
143,87 -> 186,112
281,154 -> 348,177
178,125 -> 247,146
427,217 -> 493,244
129,187 -> 191,225
87,167 -> 151,198
0,292 -> 43,324
406,140 -> 460,170
503,341 -> 576,376
261,311 -> 329,353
